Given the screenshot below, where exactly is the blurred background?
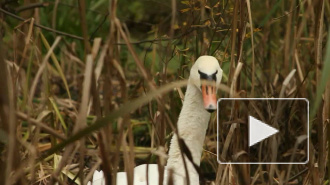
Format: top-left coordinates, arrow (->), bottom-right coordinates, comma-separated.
0,0 -> 329,184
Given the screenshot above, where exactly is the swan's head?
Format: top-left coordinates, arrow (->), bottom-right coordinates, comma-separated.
190,56 -> 223,113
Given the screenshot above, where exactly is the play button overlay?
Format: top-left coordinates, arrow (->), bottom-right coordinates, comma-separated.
217,98 -> 309,164
249,116 -> 279,147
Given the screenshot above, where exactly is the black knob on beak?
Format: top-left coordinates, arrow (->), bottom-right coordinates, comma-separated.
206,108 -> 215,113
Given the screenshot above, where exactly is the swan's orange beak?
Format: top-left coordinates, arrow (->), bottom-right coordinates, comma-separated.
201,84 -> 217,113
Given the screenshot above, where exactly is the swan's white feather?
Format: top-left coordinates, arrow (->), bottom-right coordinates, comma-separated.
88,164 -> 160,185
87,170 -> 105,185
117,164 -> 160,185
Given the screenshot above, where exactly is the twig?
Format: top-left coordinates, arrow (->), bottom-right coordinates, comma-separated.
89,11 -> 109,42
288,168 -> 309,182
0,7 -> 84,40
15,2 -> 49,13
271,1 -> 304,21
208,0 -> 230,55
16,111 -> 67,140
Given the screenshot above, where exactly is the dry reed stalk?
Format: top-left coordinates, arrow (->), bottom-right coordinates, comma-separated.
16,111 -> 67,140
0,41 -> 21,185
220,163 -> 229,185
84,157 -> 102,184
114,54 -> 136,184
200,0 -> 207,55
170,0 -> 176,39
39,32 -> 73,102
18,137 -> 38,184
268,69 -> 296,184
283,0 -> 295,75
91,38 -> 102,60
77,0 -> 91,53
294,0 -> 313,48
96,4 -> 116,185
250,165 -> 261,185
52,0 -> 59,32
326,80 -> 330,180
216,62 -> 244,184
100,1 -> 121,184
94,43 -> 108,82
314,0 -> 326,182
1,0 -> 329,184
121,132 -> 133,183
28,36 -> 61,108
237,24 -> 247,65
221,122 -> 237,160
246,0 -> 255,97
230,62 -> 243,98
75,55 -> 94,183
279,69 -> 296,99
238,0 -> 245,61
227,0 -> 239,86
17,17 -> 34,67
87,38 -> 102,116
285,135 -> 308,183
294,50 -> 304,83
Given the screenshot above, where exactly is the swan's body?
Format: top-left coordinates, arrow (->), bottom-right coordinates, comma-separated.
88,56 -> 222,185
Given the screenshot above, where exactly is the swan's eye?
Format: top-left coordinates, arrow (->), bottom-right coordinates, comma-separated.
198,70 -> 207,79
198,70 -> 217,81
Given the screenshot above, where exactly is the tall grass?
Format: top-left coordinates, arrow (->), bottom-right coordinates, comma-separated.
0,0 -> 329,184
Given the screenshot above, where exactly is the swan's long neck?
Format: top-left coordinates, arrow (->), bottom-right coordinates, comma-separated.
166,80 -> 211,184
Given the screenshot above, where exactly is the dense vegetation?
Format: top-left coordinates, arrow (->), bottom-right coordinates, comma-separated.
0,0 -> 329,184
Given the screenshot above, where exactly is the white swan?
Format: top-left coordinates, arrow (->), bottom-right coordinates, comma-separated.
88,55 -> 223,185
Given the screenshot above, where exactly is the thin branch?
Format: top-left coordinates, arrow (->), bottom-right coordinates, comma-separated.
89,11 -> 109,42
16,111 -> 67,140
271,1 -> 304,21
0,7 -> 84,40
15,2 -> 49,13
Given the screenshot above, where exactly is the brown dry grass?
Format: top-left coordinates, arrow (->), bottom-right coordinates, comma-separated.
0,0 -> 329,184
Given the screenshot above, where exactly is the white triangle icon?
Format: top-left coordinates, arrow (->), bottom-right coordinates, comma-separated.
249,116 -> 279,147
